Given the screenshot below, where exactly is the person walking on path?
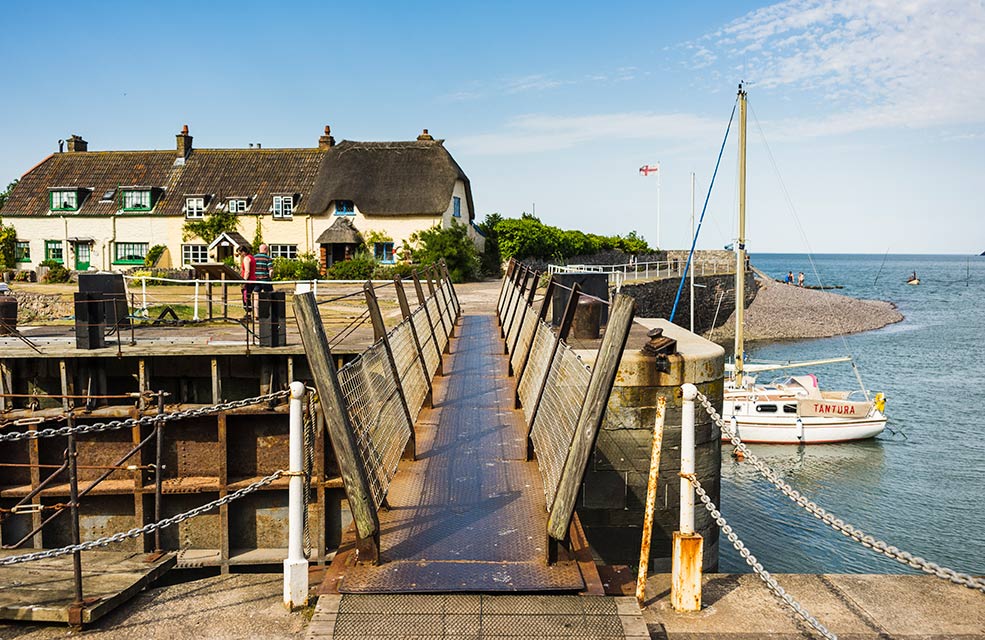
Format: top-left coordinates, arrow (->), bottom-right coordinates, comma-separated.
798,272 -> 805,287
254,244 -> 273,293
237,245 -> 257,317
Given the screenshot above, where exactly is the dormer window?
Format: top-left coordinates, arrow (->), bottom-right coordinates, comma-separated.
272,195 -> 294,219
185,196 -> 206,219
228,198 -> 249,213
334,200 -> 354,216
50,189 -> 79,211
122,188 -> 153,211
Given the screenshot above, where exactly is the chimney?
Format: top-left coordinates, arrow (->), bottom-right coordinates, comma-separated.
176,124 -> 193,158
318,125 -> 336,150
66,135 -> 88,152
417,128 -> 434,142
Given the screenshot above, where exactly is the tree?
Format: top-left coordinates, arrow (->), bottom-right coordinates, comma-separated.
0,179 -> 18,212
476,213 -> 503,276
0,218 -> 15,269
403,221 -> 480,282
182,209 -> 239,244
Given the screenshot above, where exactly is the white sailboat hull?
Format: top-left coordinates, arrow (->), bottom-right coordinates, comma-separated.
722,395 -> 886,444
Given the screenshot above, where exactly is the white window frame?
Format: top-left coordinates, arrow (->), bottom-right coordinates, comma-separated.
269,244 -> 298,259
181,244 -> 209,265
228,198 -> 248,213
272,195 -> 294,219
185,197 -> 205,219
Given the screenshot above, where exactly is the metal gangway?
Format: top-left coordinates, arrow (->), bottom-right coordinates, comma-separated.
548,257 -> 733,290
294,259 -> 636,593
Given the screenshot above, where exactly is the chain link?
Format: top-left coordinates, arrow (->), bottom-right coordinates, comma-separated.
0,391 -> 290,444
302,392 -> 316,558
688,474 -> 837,640
0,471 -> 284,566
696,391 -> 985,593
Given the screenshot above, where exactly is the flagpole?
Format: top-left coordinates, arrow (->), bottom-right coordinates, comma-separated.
689,171 -> 695,333
656,161 -> 661,249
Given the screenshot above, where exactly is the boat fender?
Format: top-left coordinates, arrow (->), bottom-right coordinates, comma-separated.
874,392 -> 886,413
795,417 -> 804,441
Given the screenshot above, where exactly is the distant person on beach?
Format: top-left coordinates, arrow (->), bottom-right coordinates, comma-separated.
785,271 -> 794,284
798,272 -> 805,287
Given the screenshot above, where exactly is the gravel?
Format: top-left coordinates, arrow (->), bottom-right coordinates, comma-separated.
704,277 -> 903,342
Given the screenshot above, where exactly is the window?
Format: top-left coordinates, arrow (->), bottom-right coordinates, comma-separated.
115,242 -> 149,264
185,197 -> 205,219
122,189 -> 152,211
334,200 -> 354,216
181,244 -> 209,264
374,242 -> 395,264
228,198 -> 249,213
269,244 -> 298,259
50,190 -> 78,211
783,404 -> 798,414
755,404 -> 778,413
452,196 -> 461,218
100,189 -> 116,202
45,240 -> 64,263
272,195 -> 294,219
14,241 -> 31,262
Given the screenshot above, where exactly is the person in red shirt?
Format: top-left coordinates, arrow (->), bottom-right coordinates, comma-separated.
237,245 -> 257,316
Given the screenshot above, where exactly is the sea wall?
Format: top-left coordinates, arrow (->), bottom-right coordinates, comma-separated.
619,271 -> 758,334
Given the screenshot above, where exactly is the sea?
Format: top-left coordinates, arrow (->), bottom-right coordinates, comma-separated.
719,253 -> 985,575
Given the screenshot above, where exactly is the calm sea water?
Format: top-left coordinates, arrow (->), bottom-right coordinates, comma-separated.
719,253 -> 985,574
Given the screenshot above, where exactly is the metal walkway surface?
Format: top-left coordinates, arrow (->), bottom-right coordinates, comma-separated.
308,594 -> 649,640
337,313 -> 585,593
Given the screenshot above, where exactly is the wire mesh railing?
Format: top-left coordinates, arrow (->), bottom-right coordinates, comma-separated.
389,320 -> 428,421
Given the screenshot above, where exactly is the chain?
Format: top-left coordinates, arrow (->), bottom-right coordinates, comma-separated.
302,392 -> 316,558
0,391 -> 290,444
696,391 -> 985,593
0,471 -> 284,566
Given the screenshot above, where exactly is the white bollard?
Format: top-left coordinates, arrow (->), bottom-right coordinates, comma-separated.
672,383 -> 703,612
193,280 -> 200,321
284,381 -> 308,610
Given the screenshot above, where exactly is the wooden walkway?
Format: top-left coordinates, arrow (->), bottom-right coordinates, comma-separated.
331,312 -> 584,593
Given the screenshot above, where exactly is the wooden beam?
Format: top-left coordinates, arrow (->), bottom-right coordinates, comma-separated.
394,278 -> 432,409
292,291 -> 380,561
439,260 -> 461,318
496,258 -> 515,320
527,283 -> 581,432
514,275 -> 555,402
412,271 -> 442,377
503,268 -> 531,354
547,293 -> 636,541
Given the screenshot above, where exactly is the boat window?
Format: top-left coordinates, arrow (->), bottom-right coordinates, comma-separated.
756,404 -> 778,413
783,404 -> 798,413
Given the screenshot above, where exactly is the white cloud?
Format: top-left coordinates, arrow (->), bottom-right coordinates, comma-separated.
696,0 -> 985,135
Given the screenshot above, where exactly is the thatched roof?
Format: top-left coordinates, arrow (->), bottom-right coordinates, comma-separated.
315,216 -> 363,245
306,140 -> 475,219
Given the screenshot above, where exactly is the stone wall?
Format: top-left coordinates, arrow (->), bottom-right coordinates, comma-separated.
619,271 -> 758,334
12,291 -> 74,323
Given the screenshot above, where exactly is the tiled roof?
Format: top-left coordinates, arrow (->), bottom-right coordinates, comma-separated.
2,148 -> 328,217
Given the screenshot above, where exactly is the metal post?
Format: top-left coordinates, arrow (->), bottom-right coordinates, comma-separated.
672,383 -> 703,612
284,381 -> 309,609
193,279 -> 200,321
141,276 -> 148,317
636,396 -> 667,605
66,415 -> 84,617
154,391 -> 164,553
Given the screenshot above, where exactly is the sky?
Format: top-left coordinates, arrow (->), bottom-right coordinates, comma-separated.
1,0 -> 983,254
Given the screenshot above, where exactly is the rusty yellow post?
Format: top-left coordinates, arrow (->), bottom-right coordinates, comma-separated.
636,395 -> 667,606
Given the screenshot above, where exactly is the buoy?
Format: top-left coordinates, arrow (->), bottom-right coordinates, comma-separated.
731,447 -> 745,461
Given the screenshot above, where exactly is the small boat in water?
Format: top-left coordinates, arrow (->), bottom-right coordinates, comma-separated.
906,271 -> 920,285
721,85 -> 887,444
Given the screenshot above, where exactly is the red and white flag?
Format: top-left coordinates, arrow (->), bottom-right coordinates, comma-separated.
639,164 -> 659,176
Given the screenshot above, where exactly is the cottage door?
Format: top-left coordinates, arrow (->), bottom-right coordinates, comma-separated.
74,243 -> 91,270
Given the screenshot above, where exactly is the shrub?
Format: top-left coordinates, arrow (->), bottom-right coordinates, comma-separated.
373,263 -> 415,280
272,254 -> 321,281
403,221 -> 480,283
144,244 -> 167,267
326,252 -> 376,281
40,259 -> 70,283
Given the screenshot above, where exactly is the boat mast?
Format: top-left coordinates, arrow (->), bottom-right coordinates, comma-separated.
734,83 -> 748,387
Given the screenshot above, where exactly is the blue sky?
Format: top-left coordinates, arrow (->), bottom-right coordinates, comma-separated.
2,0 -> 982,253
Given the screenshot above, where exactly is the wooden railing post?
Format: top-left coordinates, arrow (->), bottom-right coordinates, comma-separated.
292,290 -> 380,564
425,267 -> 450,352
364,282 -> 416,461
547,293 -> 636,543
514,275 -> 555,401
509,270 -> 539,360
439,260 -> 461,319
395,277 -> 433,409
497,258 -> 516,320
504,267 -> 531,355
412,271 -> 442,377
526,282 -> 581,448
430,265 -> 455,339
500,264 -> 523,335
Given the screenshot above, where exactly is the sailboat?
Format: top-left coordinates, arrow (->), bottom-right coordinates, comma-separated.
722,85 -> 887,444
